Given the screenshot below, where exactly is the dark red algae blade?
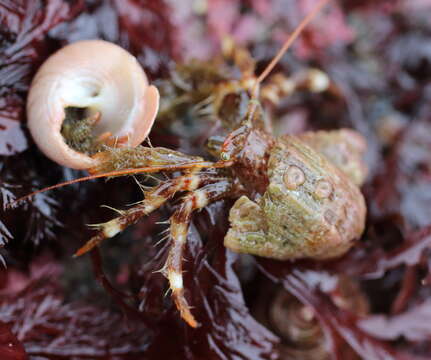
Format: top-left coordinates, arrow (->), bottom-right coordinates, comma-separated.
0,278 -> 153,359
0,0 -> 85,155
257,260 -> 427,360
136,202 -> 279,359
359,299 -> 431,342
0,321 -> 27,360
3,0 -> 431,359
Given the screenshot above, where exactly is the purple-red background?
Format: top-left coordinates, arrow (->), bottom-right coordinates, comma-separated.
2,1 -> 431,359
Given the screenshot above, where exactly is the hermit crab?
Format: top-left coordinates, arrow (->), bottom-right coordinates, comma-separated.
19,0 -> 367,328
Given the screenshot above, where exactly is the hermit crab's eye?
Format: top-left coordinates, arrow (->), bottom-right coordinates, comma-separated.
26,39 -> 160,170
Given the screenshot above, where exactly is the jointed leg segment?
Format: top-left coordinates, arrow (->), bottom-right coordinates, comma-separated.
75,172 -> 234,328
165,179 -> 234,327
75,172 -> 216,256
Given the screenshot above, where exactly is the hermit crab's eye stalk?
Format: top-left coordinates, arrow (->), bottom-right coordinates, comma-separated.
26,40 -> 160,170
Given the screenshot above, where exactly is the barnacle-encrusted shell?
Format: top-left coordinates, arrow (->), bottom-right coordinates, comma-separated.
298,129 -> 368,186
224,134 -> 366,260
27,40 -> 159,169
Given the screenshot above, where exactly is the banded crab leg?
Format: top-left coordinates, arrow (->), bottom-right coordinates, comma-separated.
165,179 -> 234,327
74,171 -> 220,256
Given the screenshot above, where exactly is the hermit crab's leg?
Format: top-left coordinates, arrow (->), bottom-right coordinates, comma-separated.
260,69 -> 330,106
74,171 -> 222,256
9,160 -> 227,208
165,179 -> 234,327
221,37 -> 256,79
219,0 -> 330,161
89,146 -> 206,174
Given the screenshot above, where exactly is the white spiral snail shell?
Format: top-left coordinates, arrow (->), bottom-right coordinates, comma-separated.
27,40 -> 160,169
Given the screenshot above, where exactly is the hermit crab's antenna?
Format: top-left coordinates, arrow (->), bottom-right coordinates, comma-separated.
8,161 -> 228,207
220,0 -> 330,159
251,0 -> 330,99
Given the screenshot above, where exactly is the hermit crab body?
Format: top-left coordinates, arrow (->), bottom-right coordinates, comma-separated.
22,0 -> 367,328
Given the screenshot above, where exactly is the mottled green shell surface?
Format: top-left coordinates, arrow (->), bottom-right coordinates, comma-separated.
224,135 -> 366,260
298,129 -> 368,186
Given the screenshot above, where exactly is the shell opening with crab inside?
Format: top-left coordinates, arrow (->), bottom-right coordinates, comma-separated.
27,40 -> 160,170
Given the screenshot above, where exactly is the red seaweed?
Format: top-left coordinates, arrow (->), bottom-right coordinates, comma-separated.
2,1 -> 431,359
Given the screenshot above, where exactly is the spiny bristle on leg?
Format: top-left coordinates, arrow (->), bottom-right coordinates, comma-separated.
155,233 -> 171,246
74,173 -> 215,256
164,180 -> 233,327
99,204 -> 125,215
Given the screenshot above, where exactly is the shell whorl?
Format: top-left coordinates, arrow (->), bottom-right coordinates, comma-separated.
27,40 -> 159,169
